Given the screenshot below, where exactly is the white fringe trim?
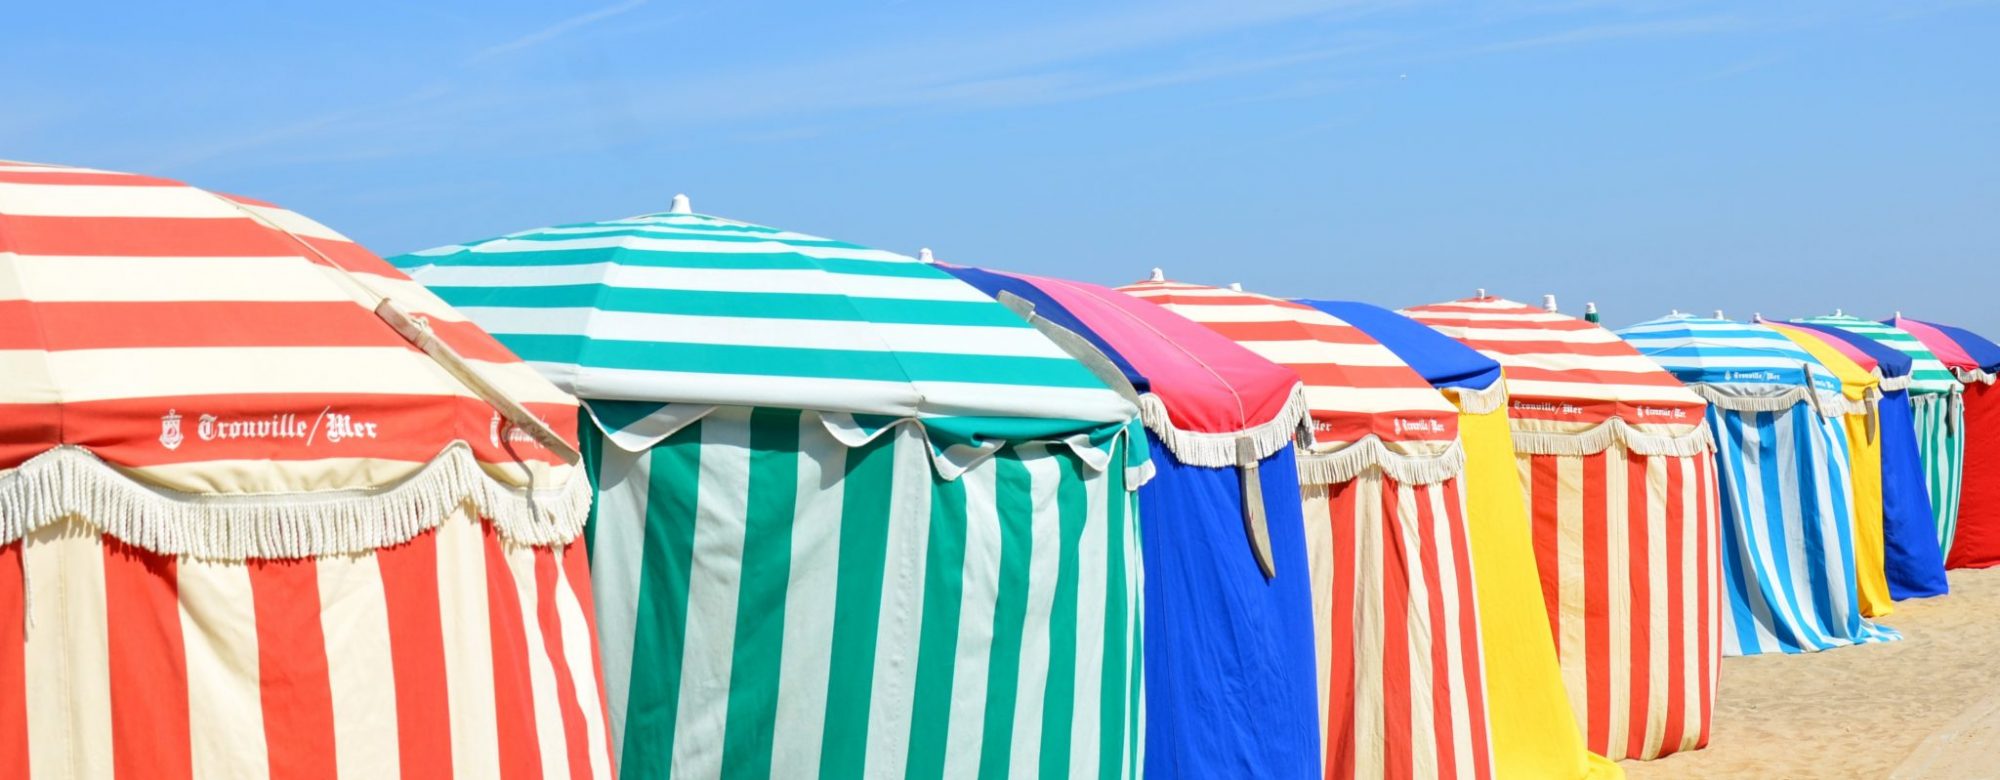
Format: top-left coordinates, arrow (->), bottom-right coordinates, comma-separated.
0,445 -> 592,561
1511,418 -> 1715,457
1956,368 -> 1997,385
1879,374 -> 1913,393
1137,383 -> 1312,468
1449,381 -> 1508,415
1686,383 -> 1860,417
1295,436 -> 1466,487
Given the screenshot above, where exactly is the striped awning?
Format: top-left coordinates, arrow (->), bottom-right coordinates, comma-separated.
0,159 -> 587,559
391,206 -> 1136,473
1794,315 -> 1958,395
1892,317 -> 2000,384
1117,279 -> 1462,485
1403,296 -> 1709,455
941,265 -> 1308,468
1619,315 -> 1854,415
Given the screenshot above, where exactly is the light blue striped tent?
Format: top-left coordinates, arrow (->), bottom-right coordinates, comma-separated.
1621,315 -> 1898,656
394,202 -> 1152,779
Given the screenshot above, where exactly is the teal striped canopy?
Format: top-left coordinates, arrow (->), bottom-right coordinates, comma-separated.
1794,315 -> 1959,395
391,207 -> 1137,455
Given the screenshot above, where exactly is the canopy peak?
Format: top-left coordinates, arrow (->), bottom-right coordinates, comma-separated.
669,193 -> 691,214
1149,267 -> 1165,282
917,247 -> 935,264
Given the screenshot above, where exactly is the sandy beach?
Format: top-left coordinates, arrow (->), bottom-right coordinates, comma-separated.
1622,567 -> 2000,780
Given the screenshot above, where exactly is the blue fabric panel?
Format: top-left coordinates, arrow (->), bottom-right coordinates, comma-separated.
1302,299 -> 1503,391
1876,389 -> 1951,599
1788,321 -> 1914,377
1919,320 -> 2000,373
938,264 -> 1149,393
1139,436 -> 1321,780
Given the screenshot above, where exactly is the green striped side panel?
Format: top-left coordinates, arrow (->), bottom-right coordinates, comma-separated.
1913,394 -> 1966,557
585,407 -> 1144,779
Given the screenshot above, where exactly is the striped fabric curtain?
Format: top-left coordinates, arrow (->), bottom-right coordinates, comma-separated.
1709,406 -> 1899,655
1,511 -> 610,779
1302,472 -> 1493,780
584,407 -> 1144,780
1911,394 -> 1965,557
1516,441 -> 1721,761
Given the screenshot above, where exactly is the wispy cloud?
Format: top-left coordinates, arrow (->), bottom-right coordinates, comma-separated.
1452,14 -> 1747,57
466,0 -> 648,63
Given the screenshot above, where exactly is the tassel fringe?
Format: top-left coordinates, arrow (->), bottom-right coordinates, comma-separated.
0,445 -> 591,561
1449,381 -> 1508,415
1511,417 -> 1715,457
1956,368 -> 1998,386
1137,383 -> 1313,468
1686,384 -> 1863,417
1295,436 -> 1466,487
1879,374 -> 1913,393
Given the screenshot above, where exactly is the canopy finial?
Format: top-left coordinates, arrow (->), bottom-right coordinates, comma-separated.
1671,308 -> 1681,316
1150,267 -> 1165,282
1584,302 -> 1600,323
1476,287 -> 1487,299
1542,293 -> 1558,313
1895,310 -> 1904,320
1228,282 -> 1244,292
669,193 -> 692,214
1754,312 -> 1763,322
1835,307 -> 1845,317
1714,309 -> 1725,320
918,247 -> 935,264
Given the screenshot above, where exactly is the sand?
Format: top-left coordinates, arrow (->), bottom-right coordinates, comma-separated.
1621,567 -> 2000,780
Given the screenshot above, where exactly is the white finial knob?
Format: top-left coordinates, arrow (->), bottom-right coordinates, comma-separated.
1586,302 -> 1598,314
1542,294 -> 1558,312
1149,267 -> 1165,282
669,193 -> 692,214
1754,312 -> 1763,322
1835,307 -> 1844,317
1476,288 -> 1487,299
1671,308 -> 1681,316
1228,282 -> 1243,292
1895,310 -> 1903,320
1714,309 -> 1725,320
918,247 -> 935,264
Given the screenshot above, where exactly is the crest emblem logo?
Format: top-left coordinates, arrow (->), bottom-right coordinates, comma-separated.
160,410 -> 184,450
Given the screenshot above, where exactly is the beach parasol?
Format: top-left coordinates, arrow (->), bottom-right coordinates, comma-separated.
1403,295 -> 1717,762
943,263 -> 1321,780
1891,318 -> 2000,569
397,202 -> 1150,779
1123,276 -> 1491,780
1307,299 -> 1619,780
0,159 -> 606,778
1620,315 -> 1897,656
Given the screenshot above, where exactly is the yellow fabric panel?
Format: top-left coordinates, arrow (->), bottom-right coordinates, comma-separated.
1456,402 -> 1626,780
1774,325 -> 1879,402
1772,326 -> 1892,617
1844,412 -> 1894,618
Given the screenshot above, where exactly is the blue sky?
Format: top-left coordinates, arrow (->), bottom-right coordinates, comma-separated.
6,1 -> 1997,332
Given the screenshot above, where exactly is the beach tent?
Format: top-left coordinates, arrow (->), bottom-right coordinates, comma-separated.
0,160 -> 610,778
1306,300 -> 1620,780
942,265 -> 1321,780
1890,318 -> 2000,569
1784,320 -> 1949,599
1402,296 -> 1718,762
1619,315 -> 1897,656
1800,317 -> 1963,559
395,202 -> 1149,779
1122,278 -> 1492,780
1763,322 -> 1896,617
